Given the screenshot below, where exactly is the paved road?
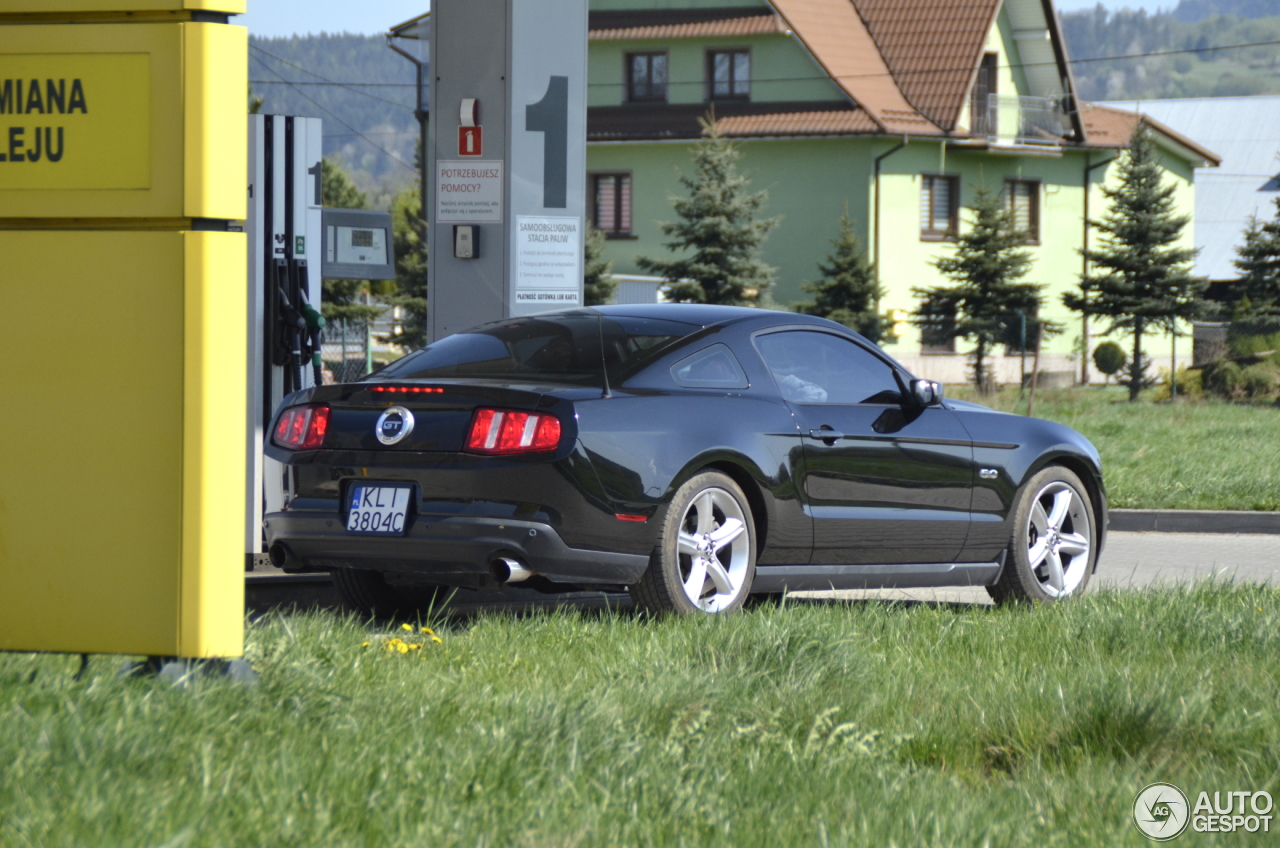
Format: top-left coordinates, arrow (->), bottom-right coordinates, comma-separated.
793,531 -> 1280,606
249,532 -> 1280,613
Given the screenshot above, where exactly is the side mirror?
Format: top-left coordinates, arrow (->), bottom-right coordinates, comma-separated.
911,378 -> 942,407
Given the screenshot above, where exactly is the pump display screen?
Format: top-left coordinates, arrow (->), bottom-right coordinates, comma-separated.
330,225 -> 388,266
322,209 -> 396,280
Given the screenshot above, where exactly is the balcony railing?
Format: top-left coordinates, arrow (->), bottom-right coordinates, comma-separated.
972,95 -> 1071,146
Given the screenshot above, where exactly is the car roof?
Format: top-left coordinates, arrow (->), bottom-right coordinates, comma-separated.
591,303 -> 826,328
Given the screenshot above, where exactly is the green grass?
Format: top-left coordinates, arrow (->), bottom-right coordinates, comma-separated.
949,385 -> 1280,511
4,586 -> 1280,846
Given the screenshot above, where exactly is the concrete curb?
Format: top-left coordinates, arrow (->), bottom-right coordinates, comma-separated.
1110,509 -> 1280,535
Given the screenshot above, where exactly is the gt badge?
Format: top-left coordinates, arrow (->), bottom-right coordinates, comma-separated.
375,406 -> 415,445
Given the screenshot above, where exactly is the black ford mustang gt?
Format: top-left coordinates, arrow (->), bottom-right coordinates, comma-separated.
264,304 -> 1106,615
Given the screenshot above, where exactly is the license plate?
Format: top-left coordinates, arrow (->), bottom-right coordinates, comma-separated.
346,485 -> 412,535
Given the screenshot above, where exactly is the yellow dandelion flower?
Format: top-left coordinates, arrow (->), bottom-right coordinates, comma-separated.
401,623 -> 413,632
361,641 -> 371,648
409,643 -> 423,651
431,636 -> 443,644
421,627 -> 436,636
397,642 -> 410,654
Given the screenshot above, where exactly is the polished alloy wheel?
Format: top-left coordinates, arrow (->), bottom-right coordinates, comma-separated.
675,487 -> 751,612
1024,480 -> 1092,598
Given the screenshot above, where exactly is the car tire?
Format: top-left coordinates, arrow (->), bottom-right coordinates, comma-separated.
630,470 -> 756,615
987,465 -> 1097,605
332,568 -> 412,622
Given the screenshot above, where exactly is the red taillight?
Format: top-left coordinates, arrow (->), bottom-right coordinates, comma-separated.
465,408 -> 561,454
272,404 -> 331,450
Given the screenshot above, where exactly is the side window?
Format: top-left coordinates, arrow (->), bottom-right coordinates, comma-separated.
920,174 -> 958,240
671,343 -> 749,389
756,331 -> 903,405
590,173 -> 632,236
1005,179 -> 1040,243
708,49 -> 750,100
627,52 -> 668,102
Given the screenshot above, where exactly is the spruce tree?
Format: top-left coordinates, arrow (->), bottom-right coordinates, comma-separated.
385,184 -> 428,350
797,208 -> 884,341
384,138 -> 428,350
637,116 -> 779,305
913,183 -> 1046,393
1063,126 -> 1207,401
1232,197 -> 1280,318
583,224 -> 616,306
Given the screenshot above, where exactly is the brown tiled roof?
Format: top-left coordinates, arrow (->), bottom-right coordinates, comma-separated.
769,0 -> 942,135
588,101 -> 876,141
717,108 -> 880,136
590,15 -> 785,41
852,0 -> 1002,131
1080,104 -> 1139,147
1080,104 -> 1222,164
588,7 -> 771,31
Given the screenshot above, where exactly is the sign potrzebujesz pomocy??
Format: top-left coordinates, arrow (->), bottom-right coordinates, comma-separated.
435,159 -> 503,223
0,53 -> 150,190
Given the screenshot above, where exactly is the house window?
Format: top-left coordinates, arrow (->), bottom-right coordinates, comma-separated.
919,299 -> 957,354
591,173 -> 632,237
920,175 -> 958,240
627,52 -> 667,102
1005,179 -> 1040,243
708,49 -> 750,100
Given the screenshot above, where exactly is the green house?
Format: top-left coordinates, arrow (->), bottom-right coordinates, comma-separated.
585,0 -> 1220,384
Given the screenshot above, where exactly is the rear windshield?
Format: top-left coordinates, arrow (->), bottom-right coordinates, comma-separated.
374,312 -> 700,387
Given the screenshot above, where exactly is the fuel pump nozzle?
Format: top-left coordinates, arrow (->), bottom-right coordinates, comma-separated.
300,296 -> 326,387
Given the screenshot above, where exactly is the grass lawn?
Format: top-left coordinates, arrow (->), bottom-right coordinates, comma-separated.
3,585 -> 1279,846
949,385 -> 1280,511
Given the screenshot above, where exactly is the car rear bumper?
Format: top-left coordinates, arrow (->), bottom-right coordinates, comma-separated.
264,510 -> 651,587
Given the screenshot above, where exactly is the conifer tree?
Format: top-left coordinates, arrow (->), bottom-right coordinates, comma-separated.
583,224 -> 616,306
797,208 -> 884,341
1063,126 -> 1207,401
637,116 -> 779,305
913,183 -> 1046,393
1232,197 -> 1280,318
383,138 -> 428,350
385,184 -> 428,350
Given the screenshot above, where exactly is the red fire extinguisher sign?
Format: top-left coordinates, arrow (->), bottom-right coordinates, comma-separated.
458,126 -> 483,156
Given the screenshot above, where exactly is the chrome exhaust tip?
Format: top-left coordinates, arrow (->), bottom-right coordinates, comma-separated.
491,556 -> 534,584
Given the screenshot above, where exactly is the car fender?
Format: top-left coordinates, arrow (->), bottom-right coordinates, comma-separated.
573,391 -> 812,564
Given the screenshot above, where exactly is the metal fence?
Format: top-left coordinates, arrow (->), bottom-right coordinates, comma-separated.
977,95 -> 1072,146
321,309 -> 420,384
1189,318 -> 1280,400
1192,319 -> 1280,367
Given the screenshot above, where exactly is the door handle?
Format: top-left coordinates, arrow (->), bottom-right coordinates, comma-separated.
808,428 -> 845,444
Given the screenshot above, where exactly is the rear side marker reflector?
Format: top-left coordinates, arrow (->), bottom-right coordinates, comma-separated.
273,404 -> 330,450
615,514 -> 648,523
370,386 -> 444,394
465,408 -> 561,454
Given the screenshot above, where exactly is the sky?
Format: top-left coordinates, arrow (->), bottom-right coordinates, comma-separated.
235,1 -> 1174,39
233,1 -> 430,39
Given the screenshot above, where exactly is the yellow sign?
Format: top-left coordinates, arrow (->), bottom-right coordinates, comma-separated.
0,52 -> 149,189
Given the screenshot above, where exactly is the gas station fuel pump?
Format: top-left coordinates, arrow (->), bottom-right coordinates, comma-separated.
246,115 -> 394,568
